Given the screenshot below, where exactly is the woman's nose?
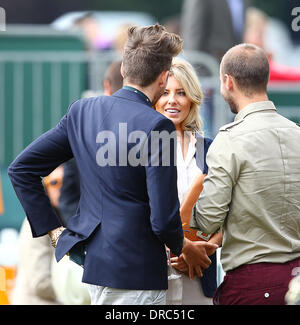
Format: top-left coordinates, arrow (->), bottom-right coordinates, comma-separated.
167,93 -> 177,105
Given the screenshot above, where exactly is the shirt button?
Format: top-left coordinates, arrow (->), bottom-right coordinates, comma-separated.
264,292 -> 269,298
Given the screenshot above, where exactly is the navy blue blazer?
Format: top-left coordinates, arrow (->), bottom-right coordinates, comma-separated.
195,135 -> 217,298
58,158 -> 81,226
8,88 -> 184,290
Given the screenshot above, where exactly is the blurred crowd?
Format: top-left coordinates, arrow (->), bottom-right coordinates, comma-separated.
69,1 -> 300,80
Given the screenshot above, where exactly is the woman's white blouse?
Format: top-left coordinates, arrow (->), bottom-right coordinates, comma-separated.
176,131 -> 202,206
166,131 -> 212,306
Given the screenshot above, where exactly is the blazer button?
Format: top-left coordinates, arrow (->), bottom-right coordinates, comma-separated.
264,292 -> 269,298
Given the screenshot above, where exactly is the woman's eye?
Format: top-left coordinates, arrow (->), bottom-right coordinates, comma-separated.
178,91 -> 186,96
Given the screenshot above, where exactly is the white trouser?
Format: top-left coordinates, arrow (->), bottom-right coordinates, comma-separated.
166,267 -> 213,305
86,284 -> 166,305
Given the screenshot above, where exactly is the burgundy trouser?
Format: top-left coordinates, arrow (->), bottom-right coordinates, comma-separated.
213,257 -> 300,305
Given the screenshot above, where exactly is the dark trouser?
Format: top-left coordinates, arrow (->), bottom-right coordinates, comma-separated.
213,257 -> 300,305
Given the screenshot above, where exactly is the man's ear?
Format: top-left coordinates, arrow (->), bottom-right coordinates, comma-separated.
103,80 -> 112,96
120,62 -> 125,78
158,70 -> 169,88
225,74 -> 234,91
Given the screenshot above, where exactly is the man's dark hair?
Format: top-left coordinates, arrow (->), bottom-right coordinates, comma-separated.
122,24 -> 183,87
221,43 -> 270,96
104,61 -> 123,93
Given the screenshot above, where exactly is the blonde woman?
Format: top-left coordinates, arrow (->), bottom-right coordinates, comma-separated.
156,57 -> 221,305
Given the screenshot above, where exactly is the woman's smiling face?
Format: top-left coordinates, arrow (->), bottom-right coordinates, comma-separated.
155,75 -> 192,131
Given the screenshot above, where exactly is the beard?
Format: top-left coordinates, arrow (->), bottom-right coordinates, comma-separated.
223,92 -> 239,114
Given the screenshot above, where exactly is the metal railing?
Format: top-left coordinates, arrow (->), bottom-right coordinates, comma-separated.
0,52 -> 86,165
0,48 -> 232,166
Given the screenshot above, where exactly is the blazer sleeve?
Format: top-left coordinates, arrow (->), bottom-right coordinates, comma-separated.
58,158 -> 80,226
8,105 -> 75,237
145,117 -> 184,256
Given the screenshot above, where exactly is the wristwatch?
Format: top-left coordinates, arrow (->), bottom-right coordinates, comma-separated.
50,227 -> 65,248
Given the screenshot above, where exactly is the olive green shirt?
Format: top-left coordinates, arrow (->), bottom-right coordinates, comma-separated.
191,101 -> 300,272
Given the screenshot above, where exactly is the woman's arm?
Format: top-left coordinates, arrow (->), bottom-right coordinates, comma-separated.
180,173 -> 205,225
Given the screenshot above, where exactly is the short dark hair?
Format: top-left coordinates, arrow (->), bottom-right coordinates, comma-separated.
122,24 -> 183,87
221,43 -> 270,96
104,61 -> 123,93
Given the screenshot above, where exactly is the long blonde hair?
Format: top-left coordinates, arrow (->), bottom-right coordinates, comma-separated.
169,57 -> 203,133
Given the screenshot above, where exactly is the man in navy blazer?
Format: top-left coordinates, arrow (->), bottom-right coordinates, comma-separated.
8,24 -> 218,305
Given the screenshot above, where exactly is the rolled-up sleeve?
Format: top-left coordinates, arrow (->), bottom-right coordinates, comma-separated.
190,132 -> 240,234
